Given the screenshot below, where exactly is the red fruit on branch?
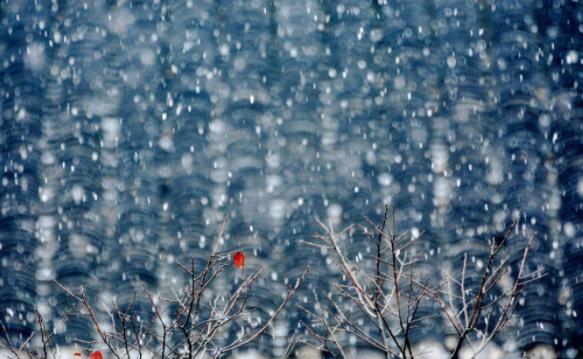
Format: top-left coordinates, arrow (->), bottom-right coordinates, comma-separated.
233,251 -> 245,270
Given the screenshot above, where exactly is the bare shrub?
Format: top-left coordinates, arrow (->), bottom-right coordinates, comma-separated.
1,220 -> 308,359
301,205 -> 539,359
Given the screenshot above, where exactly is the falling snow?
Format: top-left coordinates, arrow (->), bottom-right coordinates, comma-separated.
1,0 -> 583,358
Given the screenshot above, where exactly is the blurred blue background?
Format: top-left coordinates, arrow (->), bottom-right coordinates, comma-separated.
1,0 -> 582,357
